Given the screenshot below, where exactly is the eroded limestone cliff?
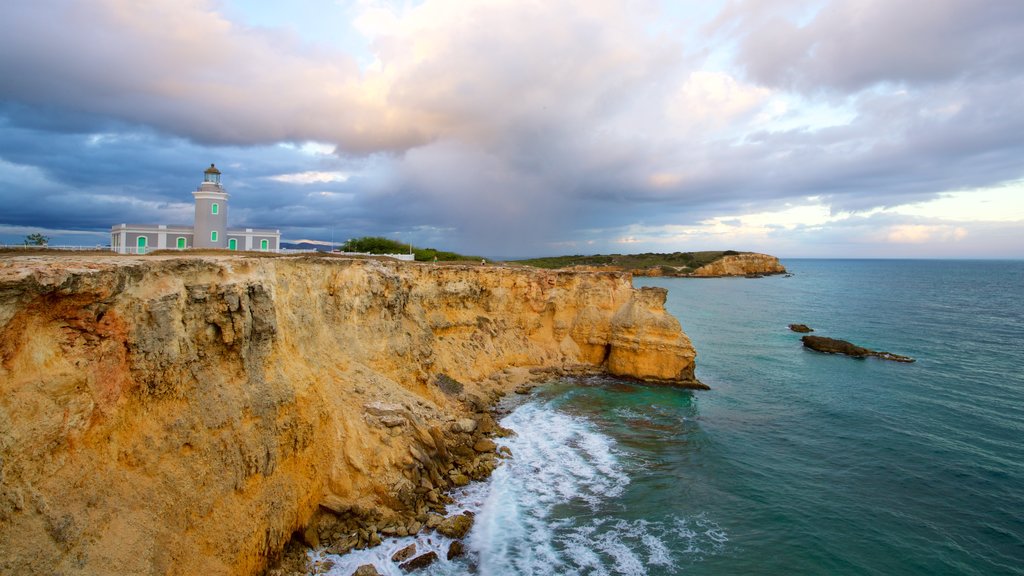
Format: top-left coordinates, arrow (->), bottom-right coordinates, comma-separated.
0,254 -> 699,575
691,253 -> 786,277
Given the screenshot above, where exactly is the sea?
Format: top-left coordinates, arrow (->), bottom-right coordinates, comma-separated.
314,259 -> 1024,575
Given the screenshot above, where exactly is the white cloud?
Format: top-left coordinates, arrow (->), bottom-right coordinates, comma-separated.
882,224 -> 968,244
269,171 -> 350,184
668,71 -> 772,134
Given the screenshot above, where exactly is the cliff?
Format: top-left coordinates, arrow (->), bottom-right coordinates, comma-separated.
690,253 -> 786,277
0,254 -> 699,575
516,251 -> 786,277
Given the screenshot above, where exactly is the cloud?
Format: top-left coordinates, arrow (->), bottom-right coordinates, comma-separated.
882,224 -> 968,244
0,0 -> 1022,257
721,0 -> 1024,92
268,171 -> 350,184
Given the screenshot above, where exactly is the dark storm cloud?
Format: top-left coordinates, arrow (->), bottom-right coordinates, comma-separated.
0,0 -> 1022,255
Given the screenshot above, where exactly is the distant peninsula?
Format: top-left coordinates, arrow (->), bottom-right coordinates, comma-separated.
515,250 -> 787,277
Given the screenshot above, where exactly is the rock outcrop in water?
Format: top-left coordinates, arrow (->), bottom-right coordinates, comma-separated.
801,335 -> 915,363
0,254 -> 700,575
690,253 -> 786,277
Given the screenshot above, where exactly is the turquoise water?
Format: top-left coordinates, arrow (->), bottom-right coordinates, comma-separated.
321,259 -> 1024,575
635,259 -> 1024,575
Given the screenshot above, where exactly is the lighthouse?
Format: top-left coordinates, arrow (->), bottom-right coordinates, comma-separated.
110,163 -> 280,253
192,164 -> 228,248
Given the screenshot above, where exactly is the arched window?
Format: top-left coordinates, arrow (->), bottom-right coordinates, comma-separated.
211,203 -> 219,215
211,231 -> 218,242
260,239 -> 269,251
228,238 -> 237,250
136,236 -> 147,255
176,237 -> 186,249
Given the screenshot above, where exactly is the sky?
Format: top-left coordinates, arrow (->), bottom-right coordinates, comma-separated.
0,0 -> 1022,259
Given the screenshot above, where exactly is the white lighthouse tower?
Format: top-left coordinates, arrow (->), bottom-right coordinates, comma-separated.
192,164 -> 228,248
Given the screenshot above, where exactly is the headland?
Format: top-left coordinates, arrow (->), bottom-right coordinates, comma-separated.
516,250 -> 786,277
0,253 -> 700,575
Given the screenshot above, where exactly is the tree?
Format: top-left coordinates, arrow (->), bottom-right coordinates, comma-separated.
23,233 -> 49,246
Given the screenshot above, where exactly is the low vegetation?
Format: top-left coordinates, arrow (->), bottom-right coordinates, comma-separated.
515,250 -> 742,273
340,236 -> 481,262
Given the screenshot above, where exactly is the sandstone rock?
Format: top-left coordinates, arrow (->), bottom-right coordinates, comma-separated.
311,558 -> 335,574
380,415 -> 406,428
472,438 -> 497,453
391,543 -> 417,563
399,551 -> 438,572
319,494 -> 350,515
302,525 -> 320,548
454,418 -> 477,433
352,564 -> 381,576
476,413 -> 496,434
434,373 -> 464,395
691,253 -> 786,277
436,513 -> 474,539
606,287 -> 705,387
425,514 -> 444,529
789,324 -> 813,333
447,540 -> 465,560
365,402 -> 407,418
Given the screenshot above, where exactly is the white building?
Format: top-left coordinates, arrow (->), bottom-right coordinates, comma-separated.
111,164 -> 281,254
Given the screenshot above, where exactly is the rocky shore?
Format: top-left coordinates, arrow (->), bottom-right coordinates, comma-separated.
0,254 -> 700,575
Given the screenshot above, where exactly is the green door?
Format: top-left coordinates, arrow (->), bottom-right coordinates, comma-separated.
228,238 -> 237,251
177,237 -> 186,249
136,236 -> 147,255
260,239 -> 269,251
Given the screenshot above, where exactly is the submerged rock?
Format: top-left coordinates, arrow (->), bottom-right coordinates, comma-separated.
801,335 -> 914,363
789,324 -> 813,333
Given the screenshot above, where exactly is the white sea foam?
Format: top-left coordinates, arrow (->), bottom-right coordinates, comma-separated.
312,400 -> 726,575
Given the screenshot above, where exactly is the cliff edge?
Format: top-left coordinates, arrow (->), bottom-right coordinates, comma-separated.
0,254 -> 699,575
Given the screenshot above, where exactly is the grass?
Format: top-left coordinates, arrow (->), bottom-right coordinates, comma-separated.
514,250 -> 743,273
340,236 -> 481,262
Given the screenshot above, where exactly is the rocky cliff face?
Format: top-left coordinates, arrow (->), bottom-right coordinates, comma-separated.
691,253 -> 786,276
0,255 -> 699,576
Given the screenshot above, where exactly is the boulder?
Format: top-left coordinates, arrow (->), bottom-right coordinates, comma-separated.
788,324 -> 813,333
436,512 -> 474,539
447,540 -> 465,560
454,418 -> 477,433
425,514 -> 444,529
352,564 -> 381,576
391,543 -> 417,563
473,438 -> 497,453
399,551 -> 438,572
